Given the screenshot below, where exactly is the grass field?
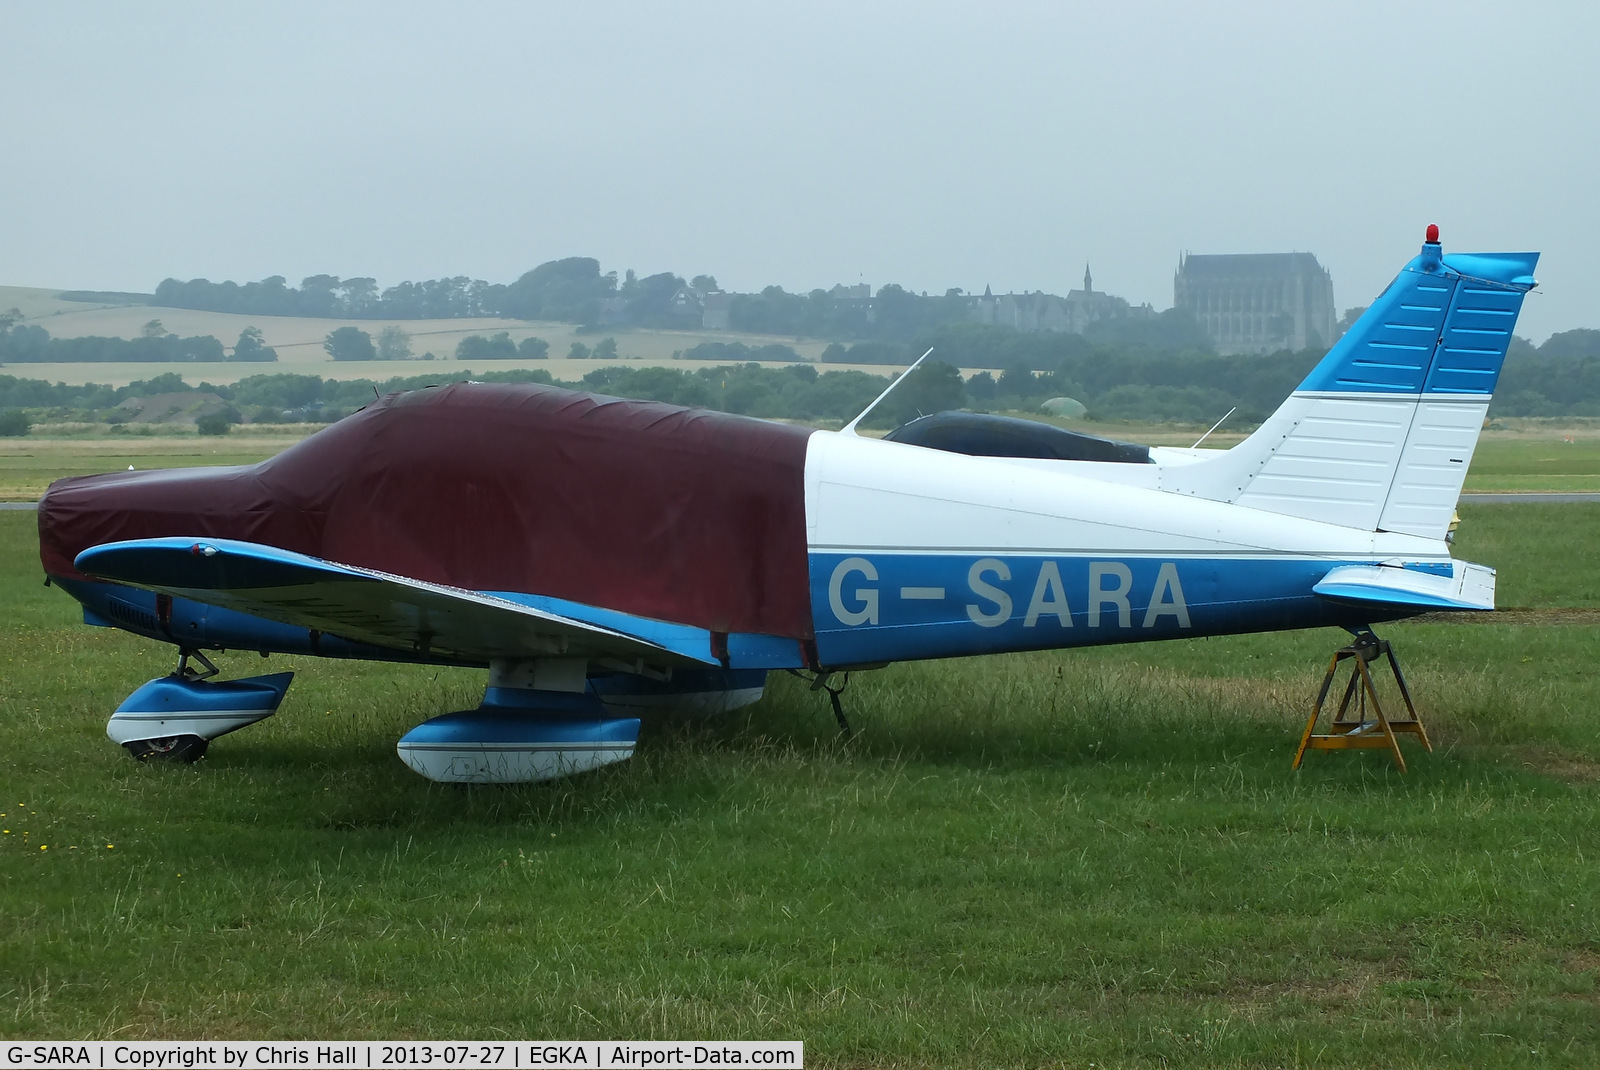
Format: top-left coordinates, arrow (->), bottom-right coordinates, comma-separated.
2,470 -> 1599,1064
2,424 -> 1237,503
0,430 -> 318,501
3,422 -> 1598,502
0,286 -> 122,321
0,352 -> 878,390
1461,427 -> 1600,493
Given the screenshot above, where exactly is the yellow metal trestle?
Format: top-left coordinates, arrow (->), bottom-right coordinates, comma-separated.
1292,631 -> 1432,773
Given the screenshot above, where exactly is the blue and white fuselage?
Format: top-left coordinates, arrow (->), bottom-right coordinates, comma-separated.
802,429 -> 1466,666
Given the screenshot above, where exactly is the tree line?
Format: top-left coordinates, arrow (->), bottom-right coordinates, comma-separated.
148,258 -> 711,333
0,314 -> 274,364
152,274 -> 507,320
10,338 -> 1600,438
0,365 -> 911,431
8,304 -> 1600,427
144,257 -> 1216,347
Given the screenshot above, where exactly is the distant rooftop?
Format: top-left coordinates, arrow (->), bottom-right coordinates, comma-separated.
1178,252 -> 1327,276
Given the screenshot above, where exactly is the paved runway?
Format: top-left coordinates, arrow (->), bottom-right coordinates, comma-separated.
1459,493 -> 1600,504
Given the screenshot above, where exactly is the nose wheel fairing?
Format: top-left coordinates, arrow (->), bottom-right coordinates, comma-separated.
107,670 -> 294,763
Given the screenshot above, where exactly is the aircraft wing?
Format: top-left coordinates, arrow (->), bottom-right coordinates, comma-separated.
75,537 -> 721,668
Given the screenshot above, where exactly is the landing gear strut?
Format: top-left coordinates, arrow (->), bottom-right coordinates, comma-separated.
789,670 -> 853,739
176,647 -> 219,681
1293,629 -> 1432,772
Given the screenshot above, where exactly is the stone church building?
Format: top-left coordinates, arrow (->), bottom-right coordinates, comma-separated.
971,265 -> 1146,334
1174,252 -> 1336,354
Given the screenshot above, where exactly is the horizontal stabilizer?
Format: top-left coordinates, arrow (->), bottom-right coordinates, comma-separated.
1313,561 -> 1495,612
76,537 -> 719,668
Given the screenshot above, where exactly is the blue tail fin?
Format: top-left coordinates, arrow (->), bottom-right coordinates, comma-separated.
1298,233 -> 1538,397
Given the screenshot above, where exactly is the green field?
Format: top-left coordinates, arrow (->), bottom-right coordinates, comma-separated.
5,422 -> 1600,502
2,486 -> 1599,1063
0,430 -> 318,501
1462,428 -> 1600,493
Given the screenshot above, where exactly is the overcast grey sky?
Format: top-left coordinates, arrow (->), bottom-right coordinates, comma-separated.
3,1 -> 1595,341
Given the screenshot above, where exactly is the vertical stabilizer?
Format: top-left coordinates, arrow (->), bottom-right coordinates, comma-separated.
1164,229 -> 1537,538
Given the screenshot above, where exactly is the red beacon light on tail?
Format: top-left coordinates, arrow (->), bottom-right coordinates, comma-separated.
1420,224 -> 1443,270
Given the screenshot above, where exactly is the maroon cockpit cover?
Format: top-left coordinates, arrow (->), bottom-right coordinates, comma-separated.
39,383 -> 817,639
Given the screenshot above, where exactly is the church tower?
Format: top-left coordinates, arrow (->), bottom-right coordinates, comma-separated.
1083,264 -> 1093,294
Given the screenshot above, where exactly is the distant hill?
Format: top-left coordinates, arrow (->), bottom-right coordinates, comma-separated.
0,286 -> 111,319
57,290 -> 154,305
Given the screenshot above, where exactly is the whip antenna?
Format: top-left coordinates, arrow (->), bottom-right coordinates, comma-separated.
840,347 -> 934,436
1191,406 -> 1236,449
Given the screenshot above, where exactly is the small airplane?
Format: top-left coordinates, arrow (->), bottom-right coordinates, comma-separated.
37,226 -> 1538,782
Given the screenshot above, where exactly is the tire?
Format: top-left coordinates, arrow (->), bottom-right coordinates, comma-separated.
124,735 -> 210,763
